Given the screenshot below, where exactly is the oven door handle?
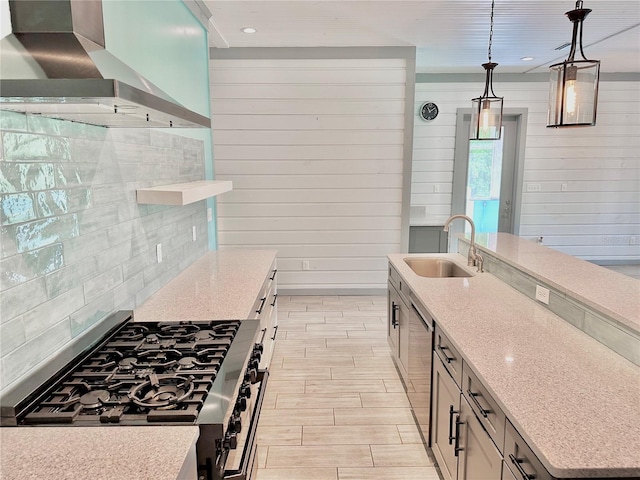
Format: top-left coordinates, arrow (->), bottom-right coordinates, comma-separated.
223,370 -> 269,480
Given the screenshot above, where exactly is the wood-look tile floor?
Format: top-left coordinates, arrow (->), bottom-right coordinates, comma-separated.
255,295 -> 439,480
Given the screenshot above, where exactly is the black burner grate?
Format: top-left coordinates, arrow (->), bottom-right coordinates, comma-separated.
22,320 -> 240,425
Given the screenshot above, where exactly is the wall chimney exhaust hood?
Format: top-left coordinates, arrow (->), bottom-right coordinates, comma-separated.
0,0 -> 211,128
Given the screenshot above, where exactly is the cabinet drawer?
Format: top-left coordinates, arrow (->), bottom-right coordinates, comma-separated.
434,324 -> 463,388
462,363 -> 506,453
458,394 -> 503,480
389,264 -> 400,290
252,263 -> 277,319
504,420 -> 553,480
502,461 -> 518,480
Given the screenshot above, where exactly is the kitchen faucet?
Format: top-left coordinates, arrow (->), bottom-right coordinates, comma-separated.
443,214 -> 484,272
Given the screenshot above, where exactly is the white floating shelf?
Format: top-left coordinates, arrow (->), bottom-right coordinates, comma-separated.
136,180 -> 233,206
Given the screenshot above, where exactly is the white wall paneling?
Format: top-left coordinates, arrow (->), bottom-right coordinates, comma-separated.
211,48 -> 415,292
413,75 -> 640,262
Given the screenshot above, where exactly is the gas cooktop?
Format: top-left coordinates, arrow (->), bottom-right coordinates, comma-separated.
0,312 -> 261,428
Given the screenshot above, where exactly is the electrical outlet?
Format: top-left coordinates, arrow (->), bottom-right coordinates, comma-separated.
630,236 -> 639,245
527,183 -> 541,192
207,207 -> 213,222
156,243 -> 163,263
434,184 -> 440,193
302,260 -> 310,270
192,225 -> 197,242
535,285 -> 549,305
561,183 -> 567,192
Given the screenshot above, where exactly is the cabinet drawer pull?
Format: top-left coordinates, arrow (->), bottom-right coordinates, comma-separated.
256,296 -> 267,314
270,293 -> 278,307
509,454 -> 537,480
454,415 -> 464,457
391,302 -> 399,329
269,269 -> 277,281
467,388 -> 492,418
448,405 -> 459,445
259,327 -> 267,344
271,325 -> 279,341
438,344 -> 454,363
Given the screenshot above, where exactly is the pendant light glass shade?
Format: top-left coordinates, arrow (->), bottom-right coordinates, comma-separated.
470,1 -> 503,141
547,1 -> 600,127
471,62 -> 504,140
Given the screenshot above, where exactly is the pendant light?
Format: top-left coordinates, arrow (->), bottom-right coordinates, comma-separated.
547,1 -> 600,128
470,0 -> 503,141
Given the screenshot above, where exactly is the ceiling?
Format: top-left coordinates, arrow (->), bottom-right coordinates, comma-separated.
204,0 -> 640,74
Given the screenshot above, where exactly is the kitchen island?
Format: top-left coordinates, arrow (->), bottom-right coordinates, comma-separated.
0,248 -> 277,480
388,233 -> 640,478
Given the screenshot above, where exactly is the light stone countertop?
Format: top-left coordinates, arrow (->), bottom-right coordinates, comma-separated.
135,248 -> 278,321
0,249 -> 277,480
388,251 -> 640,478
468,232 -> 640,333
0,426 -> 199,480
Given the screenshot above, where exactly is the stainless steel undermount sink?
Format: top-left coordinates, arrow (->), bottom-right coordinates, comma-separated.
404,257 -> 473,278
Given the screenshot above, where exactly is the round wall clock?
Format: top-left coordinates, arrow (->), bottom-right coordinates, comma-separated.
420,102 -> 439,121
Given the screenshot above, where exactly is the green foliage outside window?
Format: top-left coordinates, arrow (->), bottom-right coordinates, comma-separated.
468,142 -> 494,199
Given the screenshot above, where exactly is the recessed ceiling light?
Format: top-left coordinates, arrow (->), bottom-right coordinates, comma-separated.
241,27 -> 257,34
521,56 -> 534,61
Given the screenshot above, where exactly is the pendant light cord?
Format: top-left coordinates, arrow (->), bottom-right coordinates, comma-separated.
487,0 -> 495,62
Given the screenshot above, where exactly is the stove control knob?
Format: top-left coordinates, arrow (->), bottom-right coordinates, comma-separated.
252,350 -> 262,363
245,368 -> 258,384
254,343 -> 264,354
230,415 -> 242,433
240,383 -> 251,398
224,432 -> 238,450
236,397 -> 247,412
250,358 -> 260,371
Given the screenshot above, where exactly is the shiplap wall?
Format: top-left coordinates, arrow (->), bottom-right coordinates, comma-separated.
413,78 -> 640,262
211,57 -> 408,291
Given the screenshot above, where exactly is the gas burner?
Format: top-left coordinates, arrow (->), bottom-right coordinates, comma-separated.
194,330 -> 215,340
128,375 -> 194,409
178,357 -> 198,369
119,357 -> 138,371
79,390 -> 110,409
145,334 -> 160,344
211,323 -> 236,330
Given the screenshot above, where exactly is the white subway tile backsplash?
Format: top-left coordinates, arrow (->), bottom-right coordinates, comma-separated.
14,214 -> 79,253
1,319 -> 72,386
83,266 -> 124,304
0,277 -> 48,322
3,132 -> 71,162
21,286 -> 84,340
0,318 -> 25,354
1,192 -> 36,225
0,243 -> 64,290
0,114 -> 208,393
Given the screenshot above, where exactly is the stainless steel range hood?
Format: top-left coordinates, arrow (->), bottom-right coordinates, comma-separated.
0,0 -> 211,128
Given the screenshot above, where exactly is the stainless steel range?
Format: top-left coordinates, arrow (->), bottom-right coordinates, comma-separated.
0,311 -> 268,480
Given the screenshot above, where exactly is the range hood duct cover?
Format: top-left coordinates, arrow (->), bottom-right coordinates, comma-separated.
0,0 -> 211,128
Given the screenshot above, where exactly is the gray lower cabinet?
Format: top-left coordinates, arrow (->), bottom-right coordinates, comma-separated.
429,324 -> 560,480
458,394 -> 503,479
431,325 -> 505,480
504,420 -> 554,480
387,281 -> 400,359
502,461 -> 518,480
387,267 -> 410,383
431,352 -> 461,480
251,261 -> 278,369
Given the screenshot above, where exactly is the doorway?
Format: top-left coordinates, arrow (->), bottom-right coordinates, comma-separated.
451,109 -> 528,237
